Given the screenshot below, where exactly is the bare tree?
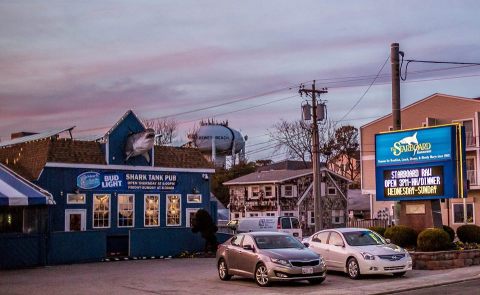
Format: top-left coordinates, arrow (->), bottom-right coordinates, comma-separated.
268,119 -> 337,165
143,118 -> 178,145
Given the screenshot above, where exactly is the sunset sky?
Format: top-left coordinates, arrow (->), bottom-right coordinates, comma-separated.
1,1 -> 479,161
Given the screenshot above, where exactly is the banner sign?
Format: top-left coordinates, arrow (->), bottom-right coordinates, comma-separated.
375,125 -> 464,201
77,171 -> 177,191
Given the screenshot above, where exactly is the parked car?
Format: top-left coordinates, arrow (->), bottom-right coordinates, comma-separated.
228,216 -> 302,239
216,231 -> 326,287
304,228 -> 412,279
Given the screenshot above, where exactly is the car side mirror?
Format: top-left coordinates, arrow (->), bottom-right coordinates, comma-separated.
385,239 -> 391,244
243,245 -> 254,251
303,242 -> 310,248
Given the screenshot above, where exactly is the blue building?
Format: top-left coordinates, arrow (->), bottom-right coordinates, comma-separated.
0,111 -> 219,268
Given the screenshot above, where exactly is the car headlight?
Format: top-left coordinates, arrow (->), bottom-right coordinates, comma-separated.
270,258 -> 291,267
360,252 -> 375,260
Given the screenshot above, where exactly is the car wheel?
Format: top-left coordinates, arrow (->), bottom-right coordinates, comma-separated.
392,271 -> 406,277
347,258 -> 361,280
218,259 -> 232,281
255,263 -> 271,287
308,278 -> 325,285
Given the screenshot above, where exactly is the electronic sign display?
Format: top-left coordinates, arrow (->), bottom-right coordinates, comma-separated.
375,125 -> 465,201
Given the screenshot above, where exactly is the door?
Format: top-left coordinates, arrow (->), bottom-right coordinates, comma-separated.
327,232 -> 348,270
227,234 -> 244,272
309,231 -> 330,263
65,209 -> 86,231
237,235 -> 257,276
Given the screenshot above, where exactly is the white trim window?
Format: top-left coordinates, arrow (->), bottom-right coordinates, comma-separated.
308,211 -> 315,226
250,186 -> 260,199
264,186 -> 273,198
332,210 -> 345,224
453,203 -> 475,224
327,187 -> 337,196
282,211 -> 297,217
67,193 -> 86,204
187,194 -> 202,203
282,185 -> 296,198
248,212 -> 259,217
144,194 -> 160,227
166,194 -> 181,226
186,208 -> 200,227
264,211 -> 276,217
93,194 -> 110,228
118,194 -> 134,228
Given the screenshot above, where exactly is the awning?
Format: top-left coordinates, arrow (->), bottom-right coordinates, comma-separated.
0,164 -> 54,206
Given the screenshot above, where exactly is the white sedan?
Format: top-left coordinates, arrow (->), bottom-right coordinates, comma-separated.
304,228 -> 412,279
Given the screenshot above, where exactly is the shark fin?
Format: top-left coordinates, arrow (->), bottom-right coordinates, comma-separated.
142,152 -> 151,163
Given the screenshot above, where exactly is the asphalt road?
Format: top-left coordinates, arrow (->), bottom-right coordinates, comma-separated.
390,278 -> 480,295
0,258 -> 479,295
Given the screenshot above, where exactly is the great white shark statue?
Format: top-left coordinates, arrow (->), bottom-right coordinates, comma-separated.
124,128 -> 156,163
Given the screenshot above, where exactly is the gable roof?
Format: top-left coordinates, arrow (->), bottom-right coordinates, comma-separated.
102,110 -> 146,140
256,160 -> 313,172
0,127 -> 75,148
223,167 -> 351,186
0,138 -> 212,181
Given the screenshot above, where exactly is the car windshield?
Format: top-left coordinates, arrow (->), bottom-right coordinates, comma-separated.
343,231 -> 386,246
254,235 -> 304,249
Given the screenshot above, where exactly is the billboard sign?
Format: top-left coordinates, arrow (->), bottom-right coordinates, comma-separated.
375,125 -> 465,201
77,171 -> 178,191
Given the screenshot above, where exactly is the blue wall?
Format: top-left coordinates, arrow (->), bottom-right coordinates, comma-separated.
37,167 -> 211,234
0,233 -> 46,269
48,231 -> 106,265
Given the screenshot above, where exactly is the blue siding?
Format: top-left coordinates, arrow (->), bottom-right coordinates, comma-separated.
48,231 -> 106,265
0,234 -> 46,269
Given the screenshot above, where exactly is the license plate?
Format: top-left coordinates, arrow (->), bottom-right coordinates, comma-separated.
302,267 -> 313,274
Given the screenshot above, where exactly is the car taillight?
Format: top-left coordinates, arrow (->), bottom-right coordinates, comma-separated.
277,222 -> 281,229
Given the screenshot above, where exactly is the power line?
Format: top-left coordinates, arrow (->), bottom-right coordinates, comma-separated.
338,56 -> 390,122
401,58 -> 480,81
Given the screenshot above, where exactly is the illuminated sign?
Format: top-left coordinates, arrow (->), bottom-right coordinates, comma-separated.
375,125 -> 466,201
77,171 -> 177,191
375,126 -> 453,167
383,166 -> 444,197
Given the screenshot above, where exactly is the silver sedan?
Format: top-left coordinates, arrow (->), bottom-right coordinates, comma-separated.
216,231 -> 327,287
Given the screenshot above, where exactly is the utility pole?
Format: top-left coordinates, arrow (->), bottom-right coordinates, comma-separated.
391,43 -> 402,226
300,81 -> 328,232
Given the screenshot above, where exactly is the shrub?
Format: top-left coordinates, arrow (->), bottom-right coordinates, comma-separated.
442,225 -> 455,242
368,226 -> 386,237
384,225 -> 417,248
457,224 -> 480,243
417,228 -> 451,252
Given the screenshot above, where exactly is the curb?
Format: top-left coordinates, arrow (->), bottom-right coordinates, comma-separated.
370,275 -> 480,295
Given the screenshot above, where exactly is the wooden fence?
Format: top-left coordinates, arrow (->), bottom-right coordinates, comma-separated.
347,219 -> 388,229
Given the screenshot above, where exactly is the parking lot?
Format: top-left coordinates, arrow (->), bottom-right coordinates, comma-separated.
1,258 -> 479,295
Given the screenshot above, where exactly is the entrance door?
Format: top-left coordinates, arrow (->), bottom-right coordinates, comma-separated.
65,209 -> 86,231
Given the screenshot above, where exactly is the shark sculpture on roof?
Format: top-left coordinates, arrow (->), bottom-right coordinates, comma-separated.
124,128 -> 156,163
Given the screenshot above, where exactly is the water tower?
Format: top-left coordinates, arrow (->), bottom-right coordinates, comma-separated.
188,120 -> 246,167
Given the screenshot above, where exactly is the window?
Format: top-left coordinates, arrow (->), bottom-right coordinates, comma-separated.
93,194 -> 110,228
462,120 -> 475,146
187,194 -> 202,203
118,194 -> 134,227
312,231 -> 330,243
284,185 -> 294,197
282,211 -> 295,217
231,234 -> 244,247
144,195 -> 159,227
67,193 -> 86,204
166,194 -> 181,226
281,217 -> 291,229
453,203 -> 474,224
291,217 -> 300,229
328,232 -> 344,246
327,187 -> 337,195
234,213 -> 240,219
265,212 -> 276,217
248,213 -> 259,217
186,208 -> 200,227
251,186 -> 260,199
242,235 -> 255,248
332,210 -> 344,224
264,186 -> 273,198
308,211 -> 315,225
